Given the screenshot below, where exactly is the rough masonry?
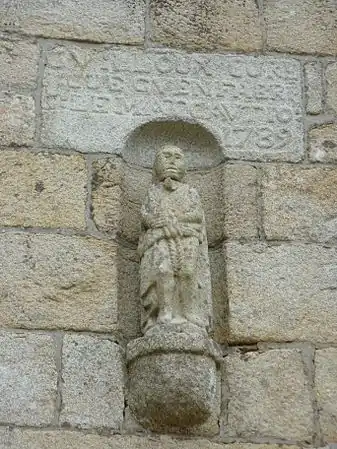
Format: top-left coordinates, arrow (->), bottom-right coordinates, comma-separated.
0,0 -> 336,448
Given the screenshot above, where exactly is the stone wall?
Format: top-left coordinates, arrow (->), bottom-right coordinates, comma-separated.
0,0 -> 337,448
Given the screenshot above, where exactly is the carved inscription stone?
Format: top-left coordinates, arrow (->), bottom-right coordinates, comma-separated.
41,45 -> 303,162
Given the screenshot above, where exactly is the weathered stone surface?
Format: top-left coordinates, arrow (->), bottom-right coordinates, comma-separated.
0,36 -> 38,89
7,430 -> 114,449
91,157 -> 123,235
262,165 -> 337,243
149,0 -> 261,51
128,332 -> 220,432
223,164 -> 258,240
122,406 -> 146,433
326,63 -> 337,113
209,249 -> 227,344
0,151 -> 86,229
0,233 -> 118,331
187,168 -> 224,245
226,446 -> 305,449
0,427 -> 11,449
118,165 -> 151,244
226,242 -> 337,343
7,429 -> 304,449
41,45 -> 303,162
0,94 -> 35,146
191,163 -> 261,242
309,124 -> 337,163
225,349 -> 313,440
0,0 -> 145,43
0,427 -> 11,446
91,159 -> 149,242
118,198 -> 142,243
117,246 -> 141,341
60,334 -> 124,429
315,348 -> 337,441
265,0 -> 337,55
125,405 -> 220,437
0,332 -> 57,426
304,62 -> 322,115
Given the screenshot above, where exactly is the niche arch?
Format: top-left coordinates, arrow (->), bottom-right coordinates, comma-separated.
123,119 -> 223,169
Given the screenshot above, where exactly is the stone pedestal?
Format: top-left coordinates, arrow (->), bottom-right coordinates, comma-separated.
127,327 -> 222,432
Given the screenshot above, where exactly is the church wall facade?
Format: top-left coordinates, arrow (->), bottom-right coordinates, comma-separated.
0,0 -> 337,447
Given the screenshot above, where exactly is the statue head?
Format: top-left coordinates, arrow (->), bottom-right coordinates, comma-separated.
153,145 -> 186,183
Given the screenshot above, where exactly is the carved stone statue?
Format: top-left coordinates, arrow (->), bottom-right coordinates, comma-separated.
138,145 -> 212,335
128,145 -> 220,432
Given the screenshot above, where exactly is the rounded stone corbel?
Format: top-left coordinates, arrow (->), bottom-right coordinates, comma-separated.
126,329 -> 222,431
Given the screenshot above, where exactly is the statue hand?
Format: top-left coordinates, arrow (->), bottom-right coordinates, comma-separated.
168,223 -> 181,238
184,223 -> 202,233
163,226 -> 171,238
183,224 -> 203,241
163,224 -> 181,239
152,216 -> 167,228
152,213 -> 178,230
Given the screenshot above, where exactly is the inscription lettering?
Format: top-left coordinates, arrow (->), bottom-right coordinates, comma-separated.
42,48 -> 303,157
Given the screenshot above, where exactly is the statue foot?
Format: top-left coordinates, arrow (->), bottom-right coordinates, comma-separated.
157,311 -> 173,324
157,315 -> 188,326
184,313 -> 208,330
171,316 -> 187,324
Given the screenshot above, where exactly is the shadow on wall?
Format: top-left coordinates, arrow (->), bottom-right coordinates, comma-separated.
117,120 -> 228,343
123,120 -> 223,169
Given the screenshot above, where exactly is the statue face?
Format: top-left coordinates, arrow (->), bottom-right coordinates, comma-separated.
154,146 -> 185,181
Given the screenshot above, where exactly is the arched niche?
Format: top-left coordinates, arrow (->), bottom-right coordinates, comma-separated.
117,119 -> 227,343
123,120 -> 223,169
